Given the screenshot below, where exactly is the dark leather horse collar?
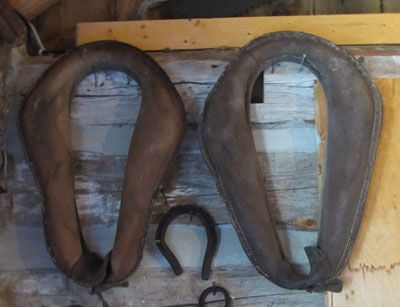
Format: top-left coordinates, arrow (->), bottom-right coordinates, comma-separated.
200,31 -> 382,292
19,41 -> 185,291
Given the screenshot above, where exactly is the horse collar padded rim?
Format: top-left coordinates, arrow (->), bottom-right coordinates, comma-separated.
19,41 -> 185,290
199,31 -> 382,292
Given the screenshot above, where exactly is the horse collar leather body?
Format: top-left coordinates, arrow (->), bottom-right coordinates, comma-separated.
19,41 -> 185,290
200,31 -> 382,292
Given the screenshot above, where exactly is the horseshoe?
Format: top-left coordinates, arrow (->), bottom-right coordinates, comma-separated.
155,205 -> 217,280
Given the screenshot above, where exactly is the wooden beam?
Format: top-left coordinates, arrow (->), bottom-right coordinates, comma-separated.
9,0 -> 61,20
77,14 -> 400,50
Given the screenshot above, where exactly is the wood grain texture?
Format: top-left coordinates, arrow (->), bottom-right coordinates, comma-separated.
324,79 -> 400,306
383,0 -> 400,12
0,268 -> 324,306
313,0 -> 382,14
5,47 -> 400,231
9,0 -> 60,19
5,57 -> 321,232
0,223 -> 317,271
77,14 -> 400,50
245,0 -> 314,16
314,82 -> 327,196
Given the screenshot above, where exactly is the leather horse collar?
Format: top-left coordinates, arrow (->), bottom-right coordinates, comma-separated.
19,41 -> 185,291
200,31 -> 382,292
156,205 -> 217,280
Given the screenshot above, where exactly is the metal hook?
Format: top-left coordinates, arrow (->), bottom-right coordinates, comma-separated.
298,54 -> 307,73
94,70 -> 98,87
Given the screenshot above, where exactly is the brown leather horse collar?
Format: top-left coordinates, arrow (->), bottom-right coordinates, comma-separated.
200,31 -> 382,292
19,41 -> 185,291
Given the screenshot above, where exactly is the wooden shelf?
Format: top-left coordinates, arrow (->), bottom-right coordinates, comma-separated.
77,14 -> 400,50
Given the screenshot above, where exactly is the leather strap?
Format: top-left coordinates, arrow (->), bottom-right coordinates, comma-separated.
200,31 -> 382,292
156,205 -> 217,280
19,41 -> 185,289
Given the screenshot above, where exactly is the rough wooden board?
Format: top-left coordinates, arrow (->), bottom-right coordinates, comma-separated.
0,268 -> 324,307
313,0 -> 382,14
5,48 -> 400,232
314,82 -> 327,195
77,14 -> 400,50
204,0 -> 314,17
5,60 -> 321,232
321,79 -> 400,306
0,223 -> 317,271
9,150 -> 320,228
383,0 -> 400,12
9,47 -> 400,95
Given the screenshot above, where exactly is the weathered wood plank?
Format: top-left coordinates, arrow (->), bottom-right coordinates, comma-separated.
383,0 -> 400,12
314,82 -> 327,193
77,14 -> 400,50
0,223 -> 316,271
7,60 -> 321,232
9,151 -> 320,229
10,49 -> 400,98
250,0 -> 314,16
0,267 -> 324,307
7,47 -> 400,232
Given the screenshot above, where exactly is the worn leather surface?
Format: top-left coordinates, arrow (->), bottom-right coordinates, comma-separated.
200,32 -> 382,292
19,41 -> 185,290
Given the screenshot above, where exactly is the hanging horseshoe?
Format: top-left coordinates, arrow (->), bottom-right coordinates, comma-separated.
200,31 -> 382,292
155,205 -> 218,280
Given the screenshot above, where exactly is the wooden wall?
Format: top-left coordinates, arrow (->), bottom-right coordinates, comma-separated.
1,44 -> 400,306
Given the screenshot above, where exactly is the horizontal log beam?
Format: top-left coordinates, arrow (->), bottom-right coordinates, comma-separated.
77,14 -> 400,50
